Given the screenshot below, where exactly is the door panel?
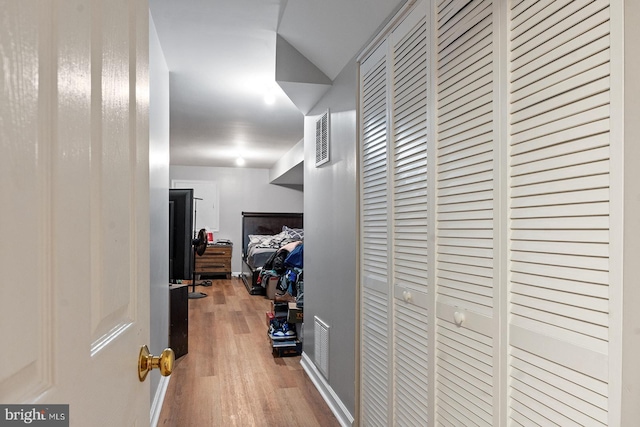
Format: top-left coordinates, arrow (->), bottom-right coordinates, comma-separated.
390,6 -> 430,426
360,39 -> 391,427
0,0 -> 150,424
92,0 -> 137,347
507,0 -> 611,424
435,0 -> 495,424
0,1 -> 53,402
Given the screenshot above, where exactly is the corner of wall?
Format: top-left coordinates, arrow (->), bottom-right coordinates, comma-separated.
301,353 -> 354,427
269,138 -> 305,188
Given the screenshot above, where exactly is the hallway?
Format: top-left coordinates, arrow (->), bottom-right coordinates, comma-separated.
158,278 -> 341,426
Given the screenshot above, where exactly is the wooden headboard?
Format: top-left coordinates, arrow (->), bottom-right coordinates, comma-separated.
241,212 -> 303,256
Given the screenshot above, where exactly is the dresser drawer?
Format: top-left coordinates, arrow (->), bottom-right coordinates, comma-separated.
195,244 -> 232,278
202,246 -> 232,257
196,258 -> 230,272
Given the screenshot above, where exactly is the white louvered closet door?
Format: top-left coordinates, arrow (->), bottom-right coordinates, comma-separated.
359,0 -> 627,424
359,39 -> 391,427
435,0 -> 496,425
507,1 -> 612,425
390,4 -> 430,426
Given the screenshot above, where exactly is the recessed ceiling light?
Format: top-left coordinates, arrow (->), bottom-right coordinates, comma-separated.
235,157 -> 246,166
264,93 -> 275,105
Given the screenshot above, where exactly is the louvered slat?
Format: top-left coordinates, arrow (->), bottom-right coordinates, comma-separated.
391,11 -> 430,426
508,1 -> 611,425
360,43 -> 390,426
435,0 -> 495,424
394,301 -> 429,426
393,17 -> 428,294
362,55 -> 389,281
362,288 -> 390,426
436,320 -> 493,426
436,0 -> 494,316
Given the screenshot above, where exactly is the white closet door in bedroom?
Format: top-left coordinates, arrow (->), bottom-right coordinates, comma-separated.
359,1 -> 431,425
434,0 -> 497,425
390,5 -> 430,426
358,0 -> 623,425
359,38 -> 392,427
507,1 -> 612,425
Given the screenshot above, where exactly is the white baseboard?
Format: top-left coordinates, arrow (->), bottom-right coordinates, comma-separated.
300,352 -> 354,427
150,374 -> 171,427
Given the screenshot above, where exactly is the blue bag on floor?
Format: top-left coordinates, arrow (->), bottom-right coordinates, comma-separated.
284,244 -> 303,269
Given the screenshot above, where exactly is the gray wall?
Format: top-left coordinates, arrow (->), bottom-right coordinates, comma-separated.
149,14 -> 170,398
303,59 -> 358,416
169,165 -> 303,272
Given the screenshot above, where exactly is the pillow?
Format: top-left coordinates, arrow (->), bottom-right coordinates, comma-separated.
248,234 -> 274,245
283,225 -> 304,240
267,231 -> 291,248
250,231 -> 290,249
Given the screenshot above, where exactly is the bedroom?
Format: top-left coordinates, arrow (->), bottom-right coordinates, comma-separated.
149,0 -> 362,420
168,165 -> 304,278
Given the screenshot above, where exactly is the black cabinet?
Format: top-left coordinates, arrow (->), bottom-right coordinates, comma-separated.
169,284 -> 188,359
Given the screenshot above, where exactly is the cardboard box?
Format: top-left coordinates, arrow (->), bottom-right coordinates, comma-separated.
266,311 -> 275,327
265,276 -> 279,300
287,301 -> 303,323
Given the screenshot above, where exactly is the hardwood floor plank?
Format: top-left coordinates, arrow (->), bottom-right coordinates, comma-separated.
212,288 -> 226,305
230,310 -> 251,334
159,277 -> 341,427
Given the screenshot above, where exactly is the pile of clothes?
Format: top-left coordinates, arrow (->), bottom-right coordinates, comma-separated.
258,240 -> 303,307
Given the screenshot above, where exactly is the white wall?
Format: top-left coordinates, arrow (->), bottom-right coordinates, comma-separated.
149,13 -> 170,403
303,59 -> 358,419
169,165 -> 303,273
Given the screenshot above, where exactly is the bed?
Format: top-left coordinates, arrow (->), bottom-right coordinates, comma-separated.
240,212 -> 303,295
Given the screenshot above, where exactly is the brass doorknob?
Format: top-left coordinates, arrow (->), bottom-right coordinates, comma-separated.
138,345 -> 174,382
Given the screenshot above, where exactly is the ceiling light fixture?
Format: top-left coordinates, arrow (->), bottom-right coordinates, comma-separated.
263,84 -> 280,106
264,92 -> 275,105
235,157 -> 246,166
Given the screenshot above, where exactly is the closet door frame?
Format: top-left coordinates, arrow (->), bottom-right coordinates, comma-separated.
611,0 -> 627,424
618,0 -> 640,422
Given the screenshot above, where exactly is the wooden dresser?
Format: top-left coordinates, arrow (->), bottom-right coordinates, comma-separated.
195,243 -> 232,279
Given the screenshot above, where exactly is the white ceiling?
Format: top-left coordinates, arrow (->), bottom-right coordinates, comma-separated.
149,0 -> 407,169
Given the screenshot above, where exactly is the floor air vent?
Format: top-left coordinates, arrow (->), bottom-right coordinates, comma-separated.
315,109 -> 329,167
314,316 -> 330,378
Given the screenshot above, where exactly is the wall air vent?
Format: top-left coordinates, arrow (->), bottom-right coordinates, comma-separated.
314,316 -> 330,378
315,109 -> 330,167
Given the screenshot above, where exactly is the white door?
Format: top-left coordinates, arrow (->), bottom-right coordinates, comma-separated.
506,1 -> 612,424
0,0 -> 151,425
434,0 -> 497,425
359,3 -> 430,425
359,37 -> 392,426
389,4 -> 430,426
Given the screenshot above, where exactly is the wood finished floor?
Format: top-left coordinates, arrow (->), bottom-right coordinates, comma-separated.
158,277 -> 341,427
